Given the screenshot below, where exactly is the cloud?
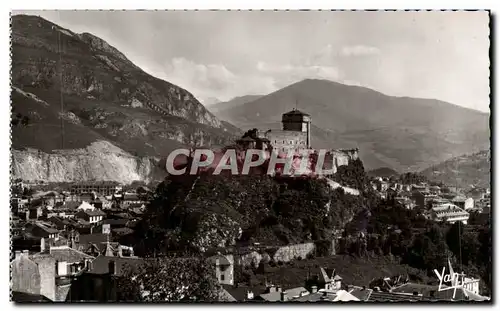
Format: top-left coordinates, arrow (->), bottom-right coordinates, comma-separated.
161,56 -> 354,105
340,45 -> 381,57
162,57 -> 276,104
256,61 -> 342,88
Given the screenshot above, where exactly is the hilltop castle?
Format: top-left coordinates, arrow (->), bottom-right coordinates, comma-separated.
236,109 -> 359,174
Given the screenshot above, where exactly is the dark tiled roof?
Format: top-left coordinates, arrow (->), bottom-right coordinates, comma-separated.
11,291 -> 52,302
78,233 -> 109,247
82,209 -> 106,217
259,287 -> 309,301
349,286 -> 373,301
49,246 -> 94,263
283,109 -> 310,117
60,201 -> 81,210
208,254 -> 232,266
221,284 -> 266,301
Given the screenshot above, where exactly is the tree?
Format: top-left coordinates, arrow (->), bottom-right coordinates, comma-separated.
115,256 -> 220,302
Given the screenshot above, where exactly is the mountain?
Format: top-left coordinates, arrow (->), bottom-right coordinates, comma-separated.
209,95 -> 263,116
420,150 -> 491,189
215,79 -> 490,171
201,97 -> 222,106
10,15 -> 241,183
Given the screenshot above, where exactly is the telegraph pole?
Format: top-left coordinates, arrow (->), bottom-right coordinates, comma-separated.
57,25 -> 64,149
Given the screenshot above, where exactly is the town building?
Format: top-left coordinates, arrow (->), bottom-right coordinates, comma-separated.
209,253 -> 234,286
451,196 -> 474,211
431,203 -> 469,224
70,182 -> 120,196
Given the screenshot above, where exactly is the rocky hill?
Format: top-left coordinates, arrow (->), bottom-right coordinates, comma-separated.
420,149 -> 491,189
214,79 -> 490,171
10,15 -> 240,183
133,163 -> 368,255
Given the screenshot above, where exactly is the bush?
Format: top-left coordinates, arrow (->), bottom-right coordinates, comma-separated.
297,256 -> 303,261
306,253 -> 315,260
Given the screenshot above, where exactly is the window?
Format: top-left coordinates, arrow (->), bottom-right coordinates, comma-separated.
220,274 -> 225,281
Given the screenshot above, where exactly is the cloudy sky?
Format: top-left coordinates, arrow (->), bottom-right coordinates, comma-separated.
15,10 -> 490,112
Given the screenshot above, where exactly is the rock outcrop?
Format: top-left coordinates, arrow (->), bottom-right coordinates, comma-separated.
11,141 -> 164,184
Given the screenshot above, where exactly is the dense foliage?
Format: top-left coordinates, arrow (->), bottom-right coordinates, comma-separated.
333,158 -> 368,190
339,198 -> 492,294
131,170 -> 367,257
115,256 -> 220,302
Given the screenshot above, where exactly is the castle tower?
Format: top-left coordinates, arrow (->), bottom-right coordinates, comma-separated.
282,109 -> 311,148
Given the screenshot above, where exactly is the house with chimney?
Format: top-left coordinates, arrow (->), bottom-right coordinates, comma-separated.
11,247 -> 94,302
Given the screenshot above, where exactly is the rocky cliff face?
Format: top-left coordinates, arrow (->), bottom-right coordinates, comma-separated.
11,14 -> 240,183
11,141 -> 165,184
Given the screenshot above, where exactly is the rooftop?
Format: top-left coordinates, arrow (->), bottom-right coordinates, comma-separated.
259,286 -> 309,301
282,109 -> 310,117
87,255 -> 144,276
49,246 -> 94,263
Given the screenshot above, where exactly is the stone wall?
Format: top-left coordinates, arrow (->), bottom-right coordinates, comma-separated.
266,130 -> 308,154
271,242 -> 316,263
31,254 -> 56,301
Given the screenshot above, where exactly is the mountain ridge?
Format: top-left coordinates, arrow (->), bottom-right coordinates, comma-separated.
420,149 -> 491,189
10,14 -> 241,183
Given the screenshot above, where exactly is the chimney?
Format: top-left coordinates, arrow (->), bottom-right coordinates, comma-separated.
14,250 -> 21,259
22,250 -> 29,256
108,261 -> 116,275
311,286 -> 318,293
246,290 -> 254,300
277,286 -> 282,293
280,291 -> 287,302
362,286 -> 366,291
